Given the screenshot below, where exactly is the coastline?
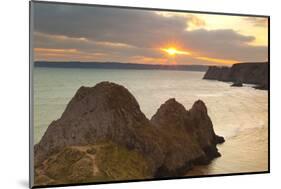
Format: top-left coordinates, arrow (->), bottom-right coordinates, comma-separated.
186,126 -> 268,176
33,68 -> 268,181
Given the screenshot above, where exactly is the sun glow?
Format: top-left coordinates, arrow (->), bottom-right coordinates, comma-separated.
160,46 -> 238,65
162,47 -> 191,56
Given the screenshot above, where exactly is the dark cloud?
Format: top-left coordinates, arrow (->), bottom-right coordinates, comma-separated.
34,32 -> 163,59
34,3 -> 187,48
33,2 -> 268,64
179,29 -> 267,61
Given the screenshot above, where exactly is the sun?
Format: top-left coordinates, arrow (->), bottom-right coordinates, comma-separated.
165,48 -> 178,55
161,47 -> 191,56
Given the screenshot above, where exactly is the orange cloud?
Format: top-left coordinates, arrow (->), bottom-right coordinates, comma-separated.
95,41 -> 134,48
34,48 -> 78,54
34,32 -> 89,42
158,45 -> 237,65
34,48 -> 106,61
195,56 -> 237,64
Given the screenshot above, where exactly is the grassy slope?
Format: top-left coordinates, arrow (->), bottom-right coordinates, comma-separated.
34,142 -> 152,186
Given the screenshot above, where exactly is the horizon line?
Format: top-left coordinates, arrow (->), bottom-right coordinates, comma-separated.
34,60 -> 268,67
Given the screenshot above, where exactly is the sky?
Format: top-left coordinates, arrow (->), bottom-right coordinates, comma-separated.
33,3 -> 268,65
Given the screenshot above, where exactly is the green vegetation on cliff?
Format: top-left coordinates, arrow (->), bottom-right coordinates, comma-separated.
35,142 -> 152,186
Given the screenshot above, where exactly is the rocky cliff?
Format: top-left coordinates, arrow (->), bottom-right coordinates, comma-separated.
34,82 -> 224,186
202,66 -> 230,81
203,62 -> 268,90
34,82 -> 164,175
151,99 -> 224,177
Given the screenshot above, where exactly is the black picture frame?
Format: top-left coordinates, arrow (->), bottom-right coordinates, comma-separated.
29,1 -> 270,188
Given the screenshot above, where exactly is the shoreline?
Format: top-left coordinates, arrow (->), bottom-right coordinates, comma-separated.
186,126 -> 268,176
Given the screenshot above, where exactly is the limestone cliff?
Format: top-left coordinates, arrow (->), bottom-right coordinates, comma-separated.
203,62 -> 268,90
203,66 -> 230,81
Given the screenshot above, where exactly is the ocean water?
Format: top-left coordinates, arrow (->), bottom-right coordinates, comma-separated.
33,67 -> 268,175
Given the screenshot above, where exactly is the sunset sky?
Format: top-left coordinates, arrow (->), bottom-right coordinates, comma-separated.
33,3 -> 268,65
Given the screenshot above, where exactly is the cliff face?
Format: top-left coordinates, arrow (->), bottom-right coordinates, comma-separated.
203,62 -> 268,90
202,66 -> 230,81
34,82 -> 224,186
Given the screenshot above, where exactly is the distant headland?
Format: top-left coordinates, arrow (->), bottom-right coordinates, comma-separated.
203,62 -> 268,90
34,61 -> 208,72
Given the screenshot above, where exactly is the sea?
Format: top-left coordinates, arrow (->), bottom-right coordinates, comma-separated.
33,67 -> 268,175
